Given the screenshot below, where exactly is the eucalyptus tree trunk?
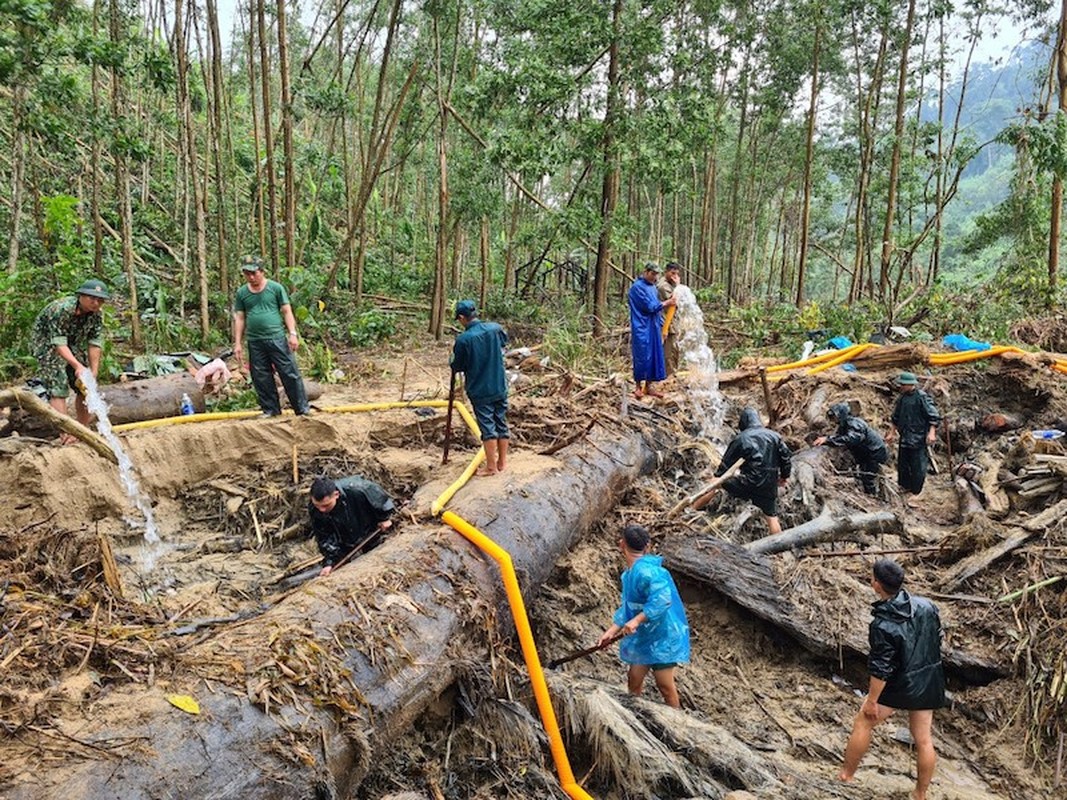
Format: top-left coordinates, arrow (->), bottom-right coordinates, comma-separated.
877,0 -> 916,301
479,215 -> 489,310
849,16 -> 888,303
110,0 -> 141,348
276,0 -> 296,272
174,0 -> 210,341
205,0 -> 230,292
1049,0 -> 1067,302
247,4 -> 267,258
726,42 -> 752,306
7,86 -> 25,275
592,0 -> 623,336
504,184 -> 520,291
256,0 -> 280,275
90,0 -> 104,274
325,0 -> 411,292
795,19 -> 820,307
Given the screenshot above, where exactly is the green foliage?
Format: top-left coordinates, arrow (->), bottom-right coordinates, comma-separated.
349,309 -> 397,348
208,385 -> 261,413
302,340 -> 340,383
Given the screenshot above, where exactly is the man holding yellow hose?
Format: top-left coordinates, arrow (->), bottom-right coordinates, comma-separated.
656,262 -> 682,377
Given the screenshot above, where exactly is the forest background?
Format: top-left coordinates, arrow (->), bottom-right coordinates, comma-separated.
1,0 -> 1065,385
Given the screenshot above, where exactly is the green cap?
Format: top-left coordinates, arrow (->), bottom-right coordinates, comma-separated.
240,255 -> 264,272
76,279 -> 110,299
896,371 -> 918,385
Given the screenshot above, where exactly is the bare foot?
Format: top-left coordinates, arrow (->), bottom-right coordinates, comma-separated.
647,389 -> 665,399
631,390 -> 645,400
837,770 -> 854,782
475,467 -> 499,477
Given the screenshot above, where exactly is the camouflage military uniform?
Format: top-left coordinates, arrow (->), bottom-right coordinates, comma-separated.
31,296 -> 104,398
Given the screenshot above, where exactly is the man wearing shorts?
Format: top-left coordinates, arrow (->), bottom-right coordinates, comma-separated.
840,559 -> 945,800
30,279 -> 110,433
598,524 -> 690,707
701,407 -> 792,534
450,299 -> 509,476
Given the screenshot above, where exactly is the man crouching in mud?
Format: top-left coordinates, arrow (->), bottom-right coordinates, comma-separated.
839,558 -> 945,800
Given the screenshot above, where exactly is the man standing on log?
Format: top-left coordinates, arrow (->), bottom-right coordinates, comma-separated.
309,476 -> 395,577
839,559 -> 945,800
450,299 -> 509,476
814,403 -> 889,495
656,262 -> 683,378
629,262 -> 677,399
232,256 -> 310,417
598,524 -> 690,708
30,279 -> 110,437
705,407 -> 792,535
886,372 -> 941,507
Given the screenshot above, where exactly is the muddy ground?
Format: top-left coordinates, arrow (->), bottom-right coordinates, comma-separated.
1,339 -> 1065,799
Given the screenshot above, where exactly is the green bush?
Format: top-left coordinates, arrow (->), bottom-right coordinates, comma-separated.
349,308 -> 397,347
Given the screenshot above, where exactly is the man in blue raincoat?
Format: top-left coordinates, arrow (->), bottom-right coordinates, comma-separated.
598,524 -> 690,708
628,263 -> 676,399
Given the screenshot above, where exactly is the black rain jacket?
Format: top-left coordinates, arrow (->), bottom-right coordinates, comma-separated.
715,407 -> 792,490
826,403 -> 889,465
310,477 -> 395,566
891,389 -> 942,450
869,589 -> 946,710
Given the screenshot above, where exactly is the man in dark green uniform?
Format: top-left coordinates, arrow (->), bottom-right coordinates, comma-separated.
887,372 -> 941,506
309,476 -> 395,577
232,256 -> 310,417
839,559 -> 944,799
450,299 -> 509,476
814,403 -> 889,495
30,279 -> 110,433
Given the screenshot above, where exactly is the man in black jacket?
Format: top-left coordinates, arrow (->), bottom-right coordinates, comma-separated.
839,559 -> 945,800
814,403 -> 889,495
696,407 -> 792,534
309,476 -> 395,576
887,372 -> 941,506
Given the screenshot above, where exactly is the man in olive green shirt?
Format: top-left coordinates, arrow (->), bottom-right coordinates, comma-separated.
30,279 -> 110,434
233,256 -> 310,416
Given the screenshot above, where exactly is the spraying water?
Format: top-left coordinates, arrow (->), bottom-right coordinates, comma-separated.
79,370 -> 162,567
671,285 -> 726,439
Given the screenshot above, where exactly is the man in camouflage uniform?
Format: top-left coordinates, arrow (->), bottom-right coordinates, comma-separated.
30,279 -> 110,431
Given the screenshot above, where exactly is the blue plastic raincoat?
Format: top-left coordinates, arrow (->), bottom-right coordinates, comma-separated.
628,278 -> 666,383
613,555 -> 690,665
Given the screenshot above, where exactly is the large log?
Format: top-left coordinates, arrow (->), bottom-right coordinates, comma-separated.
662,535 -> 1007,685
4,429 -> 656,800
746,508 -> 903,555
99,373 -> 326,425
0,388 -> 117,462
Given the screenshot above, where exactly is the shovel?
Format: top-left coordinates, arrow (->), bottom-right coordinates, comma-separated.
546,631 -> 625,670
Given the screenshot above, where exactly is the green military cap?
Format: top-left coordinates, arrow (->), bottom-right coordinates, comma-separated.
76,279 -> 110,299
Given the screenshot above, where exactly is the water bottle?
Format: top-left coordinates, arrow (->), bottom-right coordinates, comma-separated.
179,393 -> 195,416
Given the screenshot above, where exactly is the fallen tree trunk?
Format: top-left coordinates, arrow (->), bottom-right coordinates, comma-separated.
945,529 -> 1036,591
746,508 -> 902,555
662,535 -> 1007,685
5,429 -> 656,800
0,388 -> 117,462
99,373 -> 326,425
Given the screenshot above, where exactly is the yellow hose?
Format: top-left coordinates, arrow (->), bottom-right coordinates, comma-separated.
765,344 -> 862,374
442,512 -> 593,800
806,343 -> 874,375
661,305 -> 676,342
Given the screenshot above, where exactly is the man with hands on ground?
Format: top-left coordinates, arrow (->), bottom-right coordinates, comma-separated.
309,476 -> 395,577
598,524 -> 690,708
839,558 -> 945,800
